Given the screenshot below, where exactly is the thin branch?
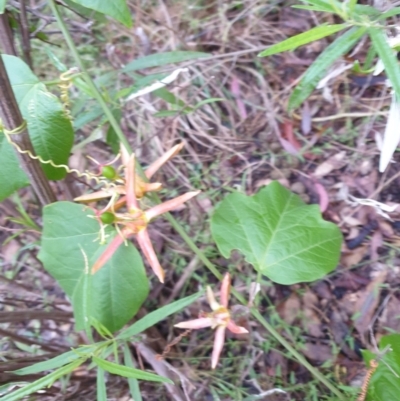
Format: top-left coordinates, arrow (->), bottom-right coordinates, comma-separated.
19,0 -> 32,68
0,13 -> 17,55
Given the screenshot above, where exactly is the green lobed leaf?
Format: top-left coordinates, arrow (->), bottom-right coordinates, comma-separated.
366,334 -> 400,400
369,28 -> 400,101
2,55 -> 74,180
68,0 -> 132,27
258,24 -> 347,57
117,291 -> 203,339
288,27 -> 366,110
38,202 -> 149,333
0,132 -> 29,201
1,359 -> 84,401
93,357 -> 173,383
122,51 -> 210,72
211,181 -> 342,285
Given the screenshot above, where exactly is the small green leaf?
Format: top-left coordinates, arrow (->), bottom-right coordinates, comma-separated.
122,51 -> 209,72
2,55 -> 74,180
123,343 -> 143,401
294,0 -> 337,13
292,5 -> 336,12
0,132 -> 29,201
117,291 -> 203,339
0,0 -> 6,13
69,0 -> 132,27
61,0 -> 106,22
38,202 -> 149,333
153,88 -> 187,108
153,110 -> 182,118
93,357 -> 173,383
378,7 -> 400,19
194,98 -> 225,109
369,28 -> 400,101
2,359 -> 84,401
211,181 -> 342,285
258,24 -> 347,57
288,26 -> 366,110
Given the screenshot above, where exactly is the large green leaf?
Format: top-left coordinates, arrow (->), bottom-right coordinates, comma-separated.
258,24 -> 347,57
366,334 -> 400,401
122,51 -> 210,72
211,181 -> 342,285
369,28 -> 400,101
69,0 -> 132,27
288,27 -> 366,110
0,0 -> 6,13
0,133 -> 29,201
2,55 -> 74,180
38,202 -> 149,333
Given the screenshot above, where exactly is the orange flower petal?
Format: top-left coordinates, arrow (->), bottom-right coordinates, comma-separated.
211,325 -> 226,369
91,229 -> 132,274
220,273 -> 231,308
145,191 -> 200,221
136,228 -> 165,283
174,317 -> 214,330
145,143 -> 184,179
227,320 -> 249,334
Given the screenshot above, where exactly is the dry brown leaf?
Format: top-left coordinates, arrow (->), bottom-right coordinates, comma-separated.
354,270 -> 387,335
314,151 -> 346,178
379,296 -> 400,333
341,245 -> 368,268
278,293 -> 301,325
303,291 -> 323,337
302,342 -> 333,363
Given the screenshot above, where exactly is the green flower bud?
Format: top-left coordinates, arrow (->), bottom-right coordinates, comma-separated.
100,212 -> 115,225
102,166 -> 117,180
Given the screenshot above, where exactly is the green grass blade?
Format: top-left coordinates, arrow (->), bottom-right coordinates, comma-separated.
92,357 -> 173,383
96,367 -> 107,401
117,291 -> 203,340
288,26 -> 366,110
378,7 -> 400,19
2,359 -> 84,401
297,0 -> 338,12
122,51 -> 209,72
369,27 -> 400,100
123,342 -> 143,401
11,350 -> 85,375
258,24 -> 347,57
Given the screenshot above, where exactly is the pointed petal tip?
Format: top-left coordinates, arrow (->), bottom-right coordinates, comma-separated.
174,317 -> 213,330
227,320 -> 249,334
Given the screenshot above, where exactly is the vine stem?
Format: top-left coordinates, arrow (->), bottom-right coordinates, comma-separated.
50,3 -> 345,399
48,0 -> 131,153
